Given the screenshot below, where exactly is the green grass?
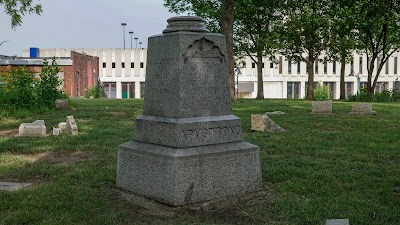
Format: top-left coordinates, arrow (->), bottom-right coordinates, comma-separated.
1,99 -> 399,225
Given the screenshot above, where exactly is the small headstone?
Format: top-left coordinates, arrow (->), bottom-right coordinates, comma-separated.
0,182 -> 32,191
349,103 -> 377,115
264,111 -> 286,115
251,114 -> 286,132
18,120 -> 46,137
53,127 -> 62,136
311,100 -> 333,114
58,122 -> 67,130
66,115 -> 78,135
55,99 -> 68,110
326,219 -> 350,225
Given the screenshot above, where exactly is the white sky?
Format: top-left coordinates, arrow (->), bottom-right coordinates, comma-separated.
0,0 -> 179,56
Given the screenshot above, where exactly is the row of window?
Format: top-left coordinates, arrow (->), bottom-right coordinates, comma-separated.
245,56 -> 399,75
102,62 -> 144,69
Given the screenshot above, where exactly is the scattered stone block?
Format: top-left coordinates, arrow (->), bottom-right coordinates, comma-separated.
66,115 -> 78,135
326,219 -> 350,225
58,122 -> 67,130
18,120 -> 46,137
55,99 -> 68,110
0,182 -> 32,191
264,111 -> 286,115
311,100 -> 333,114
251,114 -> 286,132
349,103 -> 377,115
53,127 -> 62,136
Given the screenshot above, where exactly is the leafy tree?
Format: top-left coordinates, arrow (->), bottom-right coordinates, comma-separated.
0,0 -> 42,28
277,0 -> 332,100
355,0 -> 400,97
326,0 -> 357,99
234,0 -> 281,99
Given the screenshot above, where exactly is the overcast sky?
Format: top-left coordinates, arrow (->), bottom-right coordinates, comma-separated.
0,0 -> 179,56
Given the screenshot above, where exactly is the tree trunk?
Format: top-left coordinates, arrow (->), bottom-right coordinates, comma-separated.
306,59 -> 314,100
340,60 -> 346,99
256,54 -> 264,99
221,0 -> 235,102
367,62 -> 374,97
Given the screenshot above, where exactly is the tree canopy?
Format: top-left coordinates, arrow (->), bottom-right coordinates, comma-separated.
1,0 -> 42,28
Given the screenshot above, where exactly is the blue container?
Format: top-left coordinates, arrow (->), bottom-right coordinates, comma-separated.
30,47 -> 39,58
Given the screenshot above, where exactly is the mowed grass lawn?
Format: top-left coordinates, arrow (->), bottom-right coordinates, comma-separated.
0,98 -> 399,225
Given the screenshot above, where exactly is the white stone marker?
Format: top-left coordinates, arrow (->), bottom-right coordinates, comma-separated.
66,115 -> 78,135
53,128 -> 62,136
18,120 -> 46,137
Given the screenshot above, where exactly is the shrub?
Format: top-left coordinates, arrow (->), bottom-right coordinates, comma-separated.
348,88 -> 400,102
314,82 -> 330,100
0,58 -> 67,114
84,80 -> 106,98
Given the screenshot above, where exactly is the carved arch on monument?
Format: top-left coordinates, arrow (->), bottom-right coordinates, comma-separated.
183,38 -> 225,64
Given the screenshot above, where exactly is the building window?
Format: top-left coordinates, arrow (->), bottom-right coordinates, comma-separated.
140,62 -> 144,68
315,59 -> 318,74
324,62 -> 327,74
395,57 -> 398,74
288,61 -> 292,74
324,82 -> 336,99
252,63 -> 255,68
333,61 -> 336,74
297,61 -> 301,74
345,82 -> 354,98
385,60 -> 389,74
279,56 -> 282,74
102,62 -> 106,68
350,59 -> 354,72
112,62 -> 115,68
140,82 -> 145,98
262,63 -> 265,68
287,82 -> 300,99
242,62 -> 246,68
131,62 -> 134,68
122,62 -> 125,68
359,57 -> 363,74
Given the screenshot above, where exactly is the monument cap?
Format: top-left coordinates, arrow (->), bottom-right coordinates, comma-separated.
162,16 -> 210,34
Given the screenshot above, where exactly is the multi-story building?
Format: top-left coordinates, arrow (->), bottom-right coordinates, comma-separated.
22,48 -> 147,99
238,51 -> 400,99
1,51 -> 99,97
24,48 -> 400,99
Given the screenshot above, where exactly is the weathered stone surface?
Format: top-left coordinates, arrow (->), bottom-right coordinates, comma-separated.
66,115 -> 78,135
326,219 -> 350,225
117,141 -> 262,206
349,103 -> 377,115
264,111 -> 286,115
311,100 -> 333,114
0,182 -> 32,191
134,115 -> 243,148
117,16 -> 262,206
58,122 -> 67,130
18,120 -> 46,137
53,127 -> 62,136
251,114 -> 286,132
55,99 -> 68,110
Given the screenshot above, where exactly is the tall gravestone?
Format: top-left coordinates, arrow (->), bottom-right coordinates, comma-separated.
117,16 -> 262,206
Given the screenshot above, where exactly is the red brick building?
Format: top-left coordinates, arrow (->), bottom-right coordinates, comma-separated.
0,51 -> 99,97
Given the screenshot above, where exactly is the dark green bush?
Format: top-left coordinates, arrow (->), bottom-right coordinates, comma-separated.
348,87 -> 400,102
0,58 -> 67,114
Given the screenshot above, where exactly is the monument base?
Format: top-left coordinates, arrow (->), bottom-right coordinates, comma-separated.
117,141 -> 262,206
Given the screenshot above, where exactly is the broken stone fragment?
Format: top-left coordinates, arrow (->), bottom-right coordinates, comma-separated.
18,120 -> 46,137
251,114 -> 286,132
66,115 -> 78,135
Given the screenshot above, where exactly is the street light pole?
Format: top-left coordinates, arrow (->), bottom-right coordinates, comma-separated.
235,67 -> 241,98
139,42 -> 142,49
121,23 -> 127,49
129,31 -> 134,49
134,37 -> 138,48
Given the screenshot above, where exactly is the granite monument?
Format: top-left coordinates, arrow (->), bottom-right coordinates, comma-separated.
117,16 -> 262,206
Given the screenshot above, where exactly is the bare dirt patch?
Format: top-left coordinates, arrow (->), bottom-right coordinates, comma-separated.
0,129 -> 19,138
